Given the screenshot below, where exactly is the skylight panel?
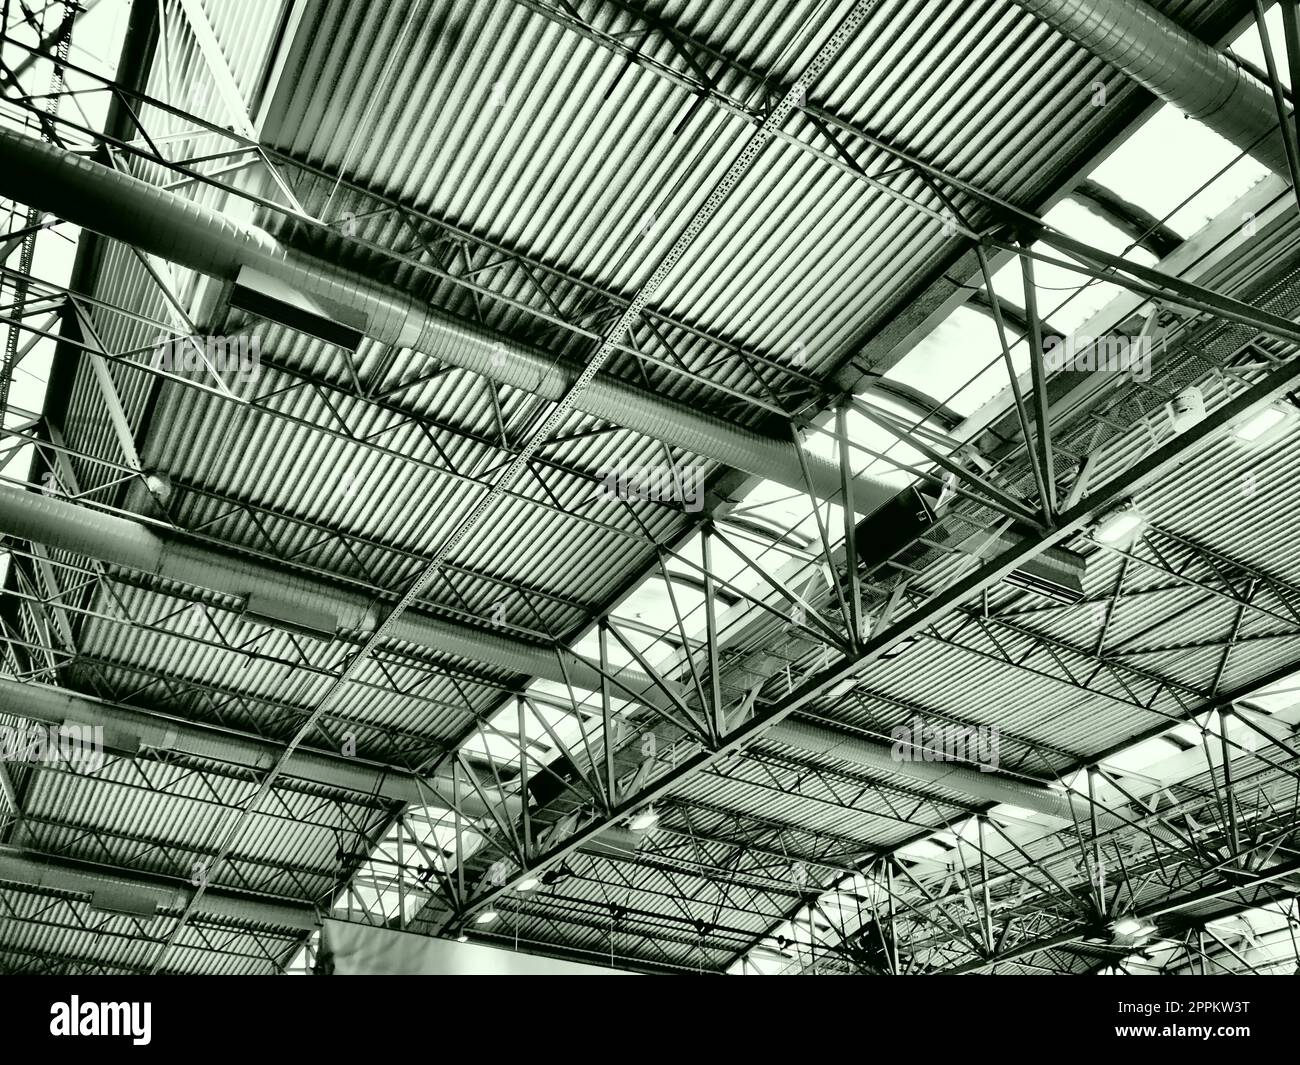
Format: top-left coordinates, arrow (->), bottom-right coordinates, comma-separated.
405,806 -> 476,857
462,686 -> 619,772
339,807 -> 485,930
1088,104 -> 1269,238
1100,736 -> 1182,777
813,894 -> 856,920
1168,710 -> 1216,747
528,676 -> 635,718
669,522 -> 780,602
734,950 -> 789,975
888,304 -> 1017,418
949,817 -> 982,845
1237,671 -> 1300,714
569,624 -> 677,675
1232,2 -> 1288,89
1049,767 -> 1089,795
987,241 -> 1128,338
895,838 -> 949,863
904,79 -> 1280,445
1048,199 -> 1156,262
613,575 -> 707,639
461,698 -> 548,767
460,724 -> 536,766
723,480 -> 842,562
803,399 -> 929,489
988,802 -> 1042,825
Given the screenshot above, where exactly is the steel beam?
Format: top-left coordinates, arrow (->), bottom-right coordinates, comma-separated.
449,352 -> 1300,922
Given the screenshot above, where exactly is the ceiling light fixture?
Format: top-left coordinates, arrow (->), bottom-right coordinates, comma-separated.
1234,404 -> 1289,443
629,806 -> 659,832
517,877 -> 539,892
1169,385 -> 1205,432
1092,501 -> 1147,546
1111,917 -> 1156,939
475,909 -> 499,925
879,634 -> 919,661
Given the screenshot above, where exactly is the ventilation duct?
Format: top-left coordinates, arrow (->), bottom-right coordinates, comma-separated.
87,880 -> 162,918
0,486 -> 1192,859
0,677 -> 665,865
1000,543 -> 1088,605
0,674 -> 513,818
581,825 -> 649,860
0,482 -> 1131,821
229,266 -> 364,351
852,485 -> 936,569
0,126 -> 895,516
768,717 -> 1161,835
1,480 -> 1165,833
1017,0 -> 1290,176
0,847 -> 318,931
0,483 -> 675,707
855,489 -> 1089,604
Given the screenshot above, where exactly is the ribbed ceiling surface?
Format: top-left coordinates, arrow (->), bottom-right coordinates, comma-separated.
8,0 -> 1300,977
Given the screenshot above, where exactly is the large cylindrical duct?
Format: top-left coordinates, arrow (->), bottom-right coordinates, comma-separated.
0,126 -> 893,514
1017,0 -> 1290,176
4,479 -> 1175,835
768,717 -> 1147,833
0,484 -> 673,706
0,675 -> 512,816
0,847 -> 318,931
8,483 -> 1127,823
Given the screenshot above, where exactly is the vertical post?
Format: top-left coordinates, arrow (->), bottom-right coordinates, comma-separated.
978,816 -> 994,953
886,859 -> 900,975
808,907 -> 816,970
453,760 -> 465,905
1219,708 -> 1241,862
1282,3 -> 1300,141
1019,249 -> 1056,520
599,619 -> 617,805
0,761 -> 22,835
517,694 -> 532,855
1255,0 -> 1300,216
701,525 -> 724,739
154,0 -> 175,132
835,399 -> 863,648
791,423 -> 854,635
397,830 -> 406,929
974,243 -> 1051,515
1087,767 -> 1104,918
